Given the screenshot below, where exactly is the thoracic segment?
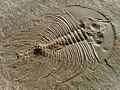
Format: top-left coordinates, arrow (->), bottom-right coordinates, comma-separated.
37,40 -> 100,64
39,28 -> 90,50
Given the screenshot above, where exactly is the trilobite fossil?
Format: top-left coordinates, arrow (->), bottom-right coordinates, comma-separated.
16,6 -> 116,84
32,10 -> 104,60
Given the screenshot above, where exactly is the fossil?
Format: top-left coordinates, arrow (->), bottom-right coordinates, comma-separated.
16,5 -> 116,84
33,11 -> 106,59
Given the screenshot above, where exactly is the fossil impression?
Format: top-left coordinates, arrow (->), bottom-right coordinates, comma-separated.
34,9 -> 108,61
16,6 -> 115,84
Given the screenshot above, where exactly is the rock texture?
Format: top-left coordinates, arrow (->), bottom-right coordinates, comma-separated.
0,0 -> 120,90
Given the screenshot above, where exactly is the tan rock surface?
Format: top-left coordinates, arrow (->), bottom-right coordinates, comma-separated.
0,0 -> 120,90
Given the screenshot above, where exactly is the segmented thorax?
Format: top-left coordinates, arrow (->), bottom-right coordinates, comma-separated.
15,6 -> 116,84
33,10 -> 106,63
